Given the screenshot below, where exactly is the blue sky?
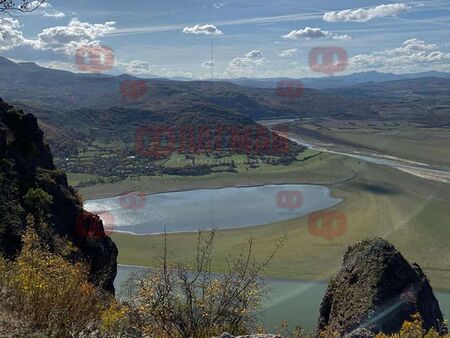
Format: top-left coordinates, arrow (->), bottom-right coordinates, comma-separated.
1,0 -> 449,78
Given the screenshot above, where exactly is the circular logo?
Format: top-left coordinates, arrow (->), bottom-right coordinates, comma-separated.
119,191 -> 146,209
308,211 -> 347,240
277,190 -> 303,209
75,45 -> 115,73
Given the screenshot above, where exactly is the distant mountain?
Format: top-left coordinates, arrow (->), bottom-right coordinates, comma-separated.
0,57 -> 317,159
228,71 -> 450,90
325,77 -> 450,125
326,76 -> 450,98
0,56 -> 370,121
0,56 -> 449,160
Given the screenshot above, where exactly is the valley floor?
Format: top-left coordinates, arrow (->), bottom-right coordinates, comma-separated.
74,152 -> 450,292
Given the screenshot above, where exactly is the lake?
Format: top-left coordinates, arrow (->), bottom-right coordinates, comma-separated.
85,183 -> 450,331
115,265 -> 450,333
85,184 -> 341,235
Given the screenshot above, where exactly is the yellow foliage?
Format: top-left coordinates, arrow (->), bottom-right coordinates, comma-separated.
101,300 -> 129,333
0,224 -> 124,336
375,313 -> 449,338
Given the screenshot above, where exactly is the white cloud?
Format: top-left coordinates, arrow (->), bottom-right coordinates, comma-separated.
182,24 -> 223,36
43,10 -> 65,18
227,50 -> 268,75
287,61 -> 310,73
157,67 -> 196,79
282,27 -> 351,40
323,3 -> 410,22
213,2 -> 227,9
26,1 -> 51,9
0,17 -> 116,58
25,1 -> 66,19
349,39 -> 450,73
120,60 -> 152,75
0,18 -> 29,51
279,48 -> 299,57
202,60 -> 215,68
385,38 -> 437,56
35,18 -> 116,54
245,50 -> 263,59
36,60 -> 78,72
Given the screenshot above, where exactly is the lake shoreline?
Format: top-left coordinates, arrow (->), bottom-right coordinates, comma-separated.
82,181 -> 341,201
86,184 -> 341,235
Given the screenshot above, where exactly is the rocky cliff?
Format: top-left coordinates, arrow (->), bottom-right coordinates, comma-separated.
317,238 -> 447,337
0,99 -> 117,292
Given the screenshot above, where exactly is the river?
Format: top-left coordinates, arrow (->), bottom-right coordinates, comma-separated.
115,264 -> 450,333
286,134 -> 450,184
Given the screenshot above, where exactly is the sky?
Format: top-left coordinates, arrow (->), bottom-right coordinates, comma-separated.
0,0 -> 449,79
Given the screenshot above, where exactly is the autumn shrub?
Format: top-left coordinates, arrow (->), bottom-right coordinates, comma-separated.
100,299 -> 131,335
316,313 -> 449,338
274,320 -> 308,338
126,230 -> 284,338
0,222 -> 128,337
375,313 -> 449,338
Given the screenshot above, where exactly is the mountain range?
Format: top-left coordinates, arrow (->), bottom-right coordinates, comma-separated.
0,56 -> 449,158
228,70 -> 450,90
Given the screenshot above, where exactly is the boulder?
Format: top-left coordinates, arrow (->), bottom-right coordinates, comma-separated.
317,238 -> 447,336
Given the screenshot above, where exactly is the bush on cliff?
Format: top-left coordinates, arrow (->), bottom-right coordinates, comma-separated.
0,220 -> 127,337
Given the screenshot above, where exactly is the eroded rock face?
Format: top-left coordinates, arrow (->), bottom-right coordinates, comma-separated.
0,99 -> 117,292
317,238 -> 446,336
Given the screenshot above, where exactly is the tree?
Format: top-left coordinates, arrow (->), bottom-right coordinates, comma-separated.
0,0 -> 44,14
23,187 -> 53,222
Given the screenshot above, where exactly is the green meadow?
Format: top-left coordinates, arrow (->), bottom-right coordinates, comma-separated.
100,152 -> 450,291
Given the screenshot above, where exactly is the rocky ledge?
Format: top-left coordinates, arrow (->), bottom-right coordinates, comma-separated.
317,238 -> 447,337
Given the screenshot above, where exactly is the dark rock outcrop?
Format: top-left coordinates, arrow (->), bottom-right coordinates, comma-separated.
0,99 -> 117,292
317,238 -> 447,336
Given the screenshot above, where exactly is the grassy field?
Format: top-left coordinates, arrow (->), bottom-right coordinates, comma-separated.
67,173 -> 107,187
74,150 -> 356,199
290,121 -> 450,168
110,153 -> 450,291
